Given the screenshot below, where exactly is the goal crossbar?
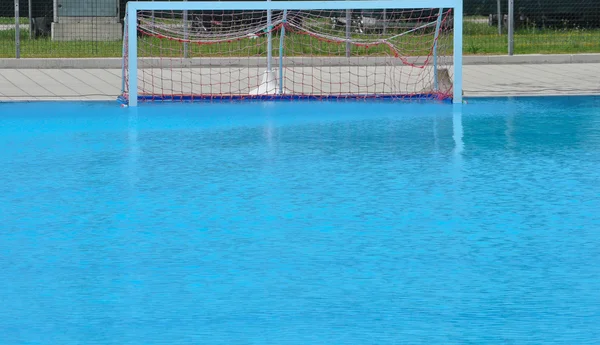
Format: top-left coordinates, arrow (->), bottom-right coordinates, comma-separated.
126,0 -> 461,11
124,0 -> 464,106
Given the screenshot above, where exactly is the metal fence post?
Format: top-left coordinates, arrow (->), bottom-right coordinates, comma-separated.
382,9 -> 387,34
28,0 -> 32,39
508,0 -> 514,55
345,9 -> 351,57
53,0 -> 58,24
496,0 -> 501,35
15,0 -> 20,59
151,0 -> 155,26
266,0 -> 272,71
183,0 -> 189,58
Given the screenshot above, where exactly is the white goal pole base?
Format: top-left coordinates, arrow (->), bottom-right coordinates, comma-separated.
249,69 -> 281,96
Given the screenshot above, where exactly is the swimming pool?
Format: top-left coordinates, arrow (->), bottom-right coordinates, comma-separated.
1,96 -> 599,344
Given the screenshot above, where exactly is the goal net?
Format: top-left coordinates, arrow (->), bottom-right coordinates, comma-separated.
121,1 -> 461,106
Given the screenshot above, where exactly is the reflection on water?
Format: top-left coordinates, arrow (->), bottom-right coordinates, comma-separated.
0,97 -> 599,344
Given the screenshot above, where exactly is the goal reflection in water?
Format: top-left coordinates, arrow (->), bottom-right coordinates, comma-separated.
1,96 -> 599,344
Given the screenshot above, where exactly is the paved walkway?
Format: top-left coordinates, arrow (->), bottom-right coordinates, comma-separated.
0,68 -> 122,101
0,63 -> 598,102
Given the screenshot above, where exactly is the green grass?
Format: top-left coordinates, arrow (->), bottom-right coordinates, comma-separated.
0,17 -> 28,25
464,31 -> 600,55
0,29 -> 435,58
0,20 -> 599,58
462,19 -> 600,54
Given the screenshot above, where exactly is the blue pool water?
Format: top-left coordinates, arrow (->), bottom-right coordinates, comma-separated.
1,97 -> 599,344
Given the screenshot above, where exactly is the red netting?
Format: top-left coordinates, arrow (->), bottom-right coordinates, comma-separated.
123,8 -> 454,103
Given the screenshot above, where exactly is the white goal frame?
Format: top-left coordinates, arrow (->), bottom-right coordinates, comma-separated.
124,0 -> 463,106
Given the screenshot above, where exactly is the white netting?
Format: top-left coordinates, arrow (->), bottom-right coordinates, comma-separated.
123,7 -> 454,102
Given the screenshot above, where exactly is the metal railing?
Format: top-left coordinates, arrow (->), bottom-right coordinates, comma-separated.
1,0 -> 599,58
464,0 -> 600,55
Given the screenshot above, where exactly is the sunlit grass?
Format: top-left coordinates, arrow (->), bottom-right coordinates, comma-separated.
0,19 -> 599,58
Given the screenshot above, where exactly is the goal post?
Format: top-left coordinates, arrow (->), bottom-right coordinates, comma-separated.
122,0 -> 463,107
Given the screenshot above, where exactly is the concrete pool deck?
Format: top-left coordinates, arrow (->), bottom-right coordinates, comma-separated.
0,56 -> 598,102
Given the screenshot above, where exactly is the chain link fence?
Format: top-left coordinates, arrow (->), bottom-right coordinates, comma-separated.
1,0 -> 599,58
1,0 -> 127,58
464,0 -> 600,54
